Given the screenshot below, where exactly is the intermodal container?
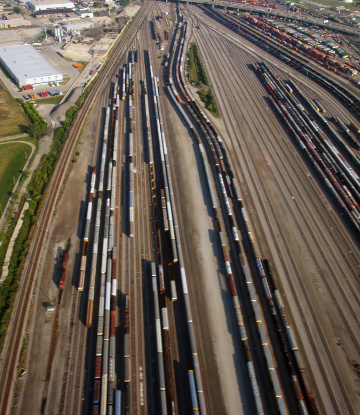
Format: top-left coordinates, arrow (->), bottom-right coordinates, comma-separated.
170,280 -> 177,301
271,371 -> 282,398
95,355 -> 102,379
162,307 -> 169,330
94,379 -> 101,404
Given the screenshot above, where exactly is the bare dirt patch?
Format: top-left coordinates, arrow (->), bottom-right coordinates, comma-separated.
0,27 -> 42,46
82,26 -> 105,39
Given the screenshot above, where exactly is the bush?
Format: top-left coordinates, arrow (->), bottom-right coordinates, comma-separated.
197,88 -> 220,117
187,43 -> 209,87
19,101 -> 47,137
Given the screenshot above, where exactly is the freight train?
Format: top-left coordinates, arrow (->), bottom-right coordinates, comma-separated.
78,76 -> 121,415
203,6 -> 360,118
253,61 -> 360,232
245,15 -> 357,77
147,46 -> 207,414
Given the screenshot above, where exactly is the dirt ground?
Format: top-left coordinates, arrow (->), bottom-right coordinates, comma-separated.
0,27 -> 42,47
122,2 -> 142,18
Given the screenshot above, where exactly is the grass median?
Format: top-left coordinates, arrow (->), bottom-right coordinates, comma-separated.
187,42 -> 220,118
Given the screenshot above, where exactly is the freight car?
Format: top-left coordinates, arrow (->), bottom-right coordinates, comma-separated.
58,238 -> 71,290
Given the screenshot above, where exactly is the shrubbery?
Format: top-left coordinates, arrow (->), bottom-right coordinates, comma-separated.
188,43 -> 209,87
0,196 -> 28,349
20,102 -> 47,136
197,88 -> 220,117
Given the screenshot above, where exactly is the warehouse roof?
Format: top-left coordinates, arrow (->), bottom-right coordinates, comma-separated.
27,0 -> 74,9
28,0 -> 74,5
0,45 -> 61,82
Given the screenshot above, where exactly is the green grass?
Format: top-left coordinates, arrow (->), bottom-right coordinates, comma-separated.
0,89 -> 31,138
0,142 -> 32,210
187,42 -> 209,87
78,60 -> 90,67
34,95 -> 63,105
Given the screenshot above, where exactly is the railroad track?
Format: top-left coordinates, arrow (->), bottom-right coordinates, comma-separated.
127,24 -> 154,414
56,6 -> 155,413
208,8 -> 360,102
61,271 -> 86,414
129,44 -> 138,413
180,18 -> 276,412
169,13 -> 253,414
219,32 -> 360,345
214,0 -> 360,370
114,70 -> 125,410
0,4 -> 152,415
190,9 -> 357,414
133,29 -> 150,415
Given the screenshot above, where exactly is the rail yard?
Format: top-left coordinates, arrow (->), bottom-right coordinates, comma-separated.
1,1 -> 360,415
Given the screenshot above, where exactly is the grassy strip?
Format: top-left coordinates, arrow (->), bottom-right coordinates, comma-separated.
197,88 -> 220,118
187,42 -> 209,87
0,142 -> 32,210
0,195 -> 29,350
34,95 -> 63,106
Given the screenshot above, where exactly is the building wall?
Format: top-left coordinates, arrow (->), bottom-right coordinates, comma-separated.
20,73 -> 63,86
61,20 -> 94,31
76,10 -> 93,18
3,20 -> 32,28
0,56 -> 18,84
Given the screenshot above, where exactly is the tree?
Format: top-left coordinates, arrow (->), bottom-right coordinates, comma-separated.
28,123 -> 42,141
13,6 -> 21,14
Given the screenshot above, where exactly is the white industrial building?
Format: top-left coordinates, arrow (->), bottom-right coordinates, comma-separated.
76,9 -> 93,18
61,20 -> 93,32
0,45 -> 63,86
27,0 -> 74,11
0,18 -> 31,28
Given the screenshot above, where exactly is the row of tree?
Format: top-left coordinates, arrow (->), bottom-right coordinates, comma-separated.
19,101 -> 47,140
187,42 -> 209,87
